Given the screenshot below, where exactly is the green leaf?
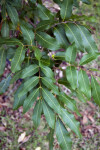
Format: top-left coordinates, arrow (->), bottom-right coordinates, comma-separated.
21,65 -> 39,79
41,66 -> 54,79
76,89 -> 87,103
66,66 -> 77,90
40,58 -> 50,66
11,46 -> 25,73
60,108 -> 81,137
58,78 -> 71,89
65,43 -> 77,63
91,76 -> 100,106
18,76 -> 39,98
43,100 -> 55,129
7,48 -> 15,59
56,118 -> 72,150
1,5 -> 6,20
59,92 -> 80,115
36,20 -> 55,31
23,88 -> 39,113
1,21 -> 9,37
53,25 -> 69,49
82,0 -> 91,5
0,38 -> 23,46
20,25 -> 34,46
13,84 -> 26,110
32,100 -> 42,128
60,0 -> 73,20
42,77 -> 59,95
10,70 -> 22,84
54,52 -> 65,61
42,88 -> 61,114
36,32 -> 60,51
0,75 -> 11,94
37,4 -> 54,20
6,4 -> 19,25
79,53 -> 100,65
78,69 -> 91,99
33,47 -> 42,61
0,47 -> 6,76
64,23 -> 98,53
48,128 -> 54,150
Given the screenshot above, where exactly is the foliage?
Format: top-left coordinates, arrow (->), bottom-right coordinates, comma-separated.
0,0 -> 100,149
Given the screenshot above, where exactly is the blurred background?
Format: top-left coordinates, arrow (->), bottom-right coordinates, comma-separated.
0,0 -> 100,150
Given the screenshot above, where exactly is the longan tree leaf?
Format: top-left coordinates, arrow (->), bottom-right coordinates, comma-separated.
66,66 -> 77,90
41,65 -> 54,79
48,128 -> 54,150
64,23 -> 98,53
18,76 -> 39,98
65,43 -> 77,63
60,0 -> 73,20
78,69 -> 91,99
60,108 -> 81,137
0,38 -> 23,46
59,92 -> 80,115
37,4 -> 54,20
79,52 -> 100,65
11,46 -> 25,73
36,32 -> 60,50
42,77 -> 59,95
42,88 -> 61,114
20,25 -> 34,46
0,47 -> 6,76
23,88 -> 39,113
32,100 -> 42,128
1,21 -> 9,37
53,25 -> 69,49
91,76 -> 100,106
0,75 -> 11,94
43,100 -> 55,129
21,65 -> 39,79
13,84 -> 26,110
6,4 -> 19,25
56,118 -> 72,150
10,70 -> 22,84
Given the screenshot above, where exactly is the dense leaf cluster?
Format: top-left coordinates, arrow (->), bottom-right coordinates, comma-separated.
0,0 -> 100,149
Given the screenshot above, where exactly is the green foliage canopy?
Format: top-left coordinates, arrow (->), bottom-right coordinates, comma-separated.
0,0 -> 100,149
